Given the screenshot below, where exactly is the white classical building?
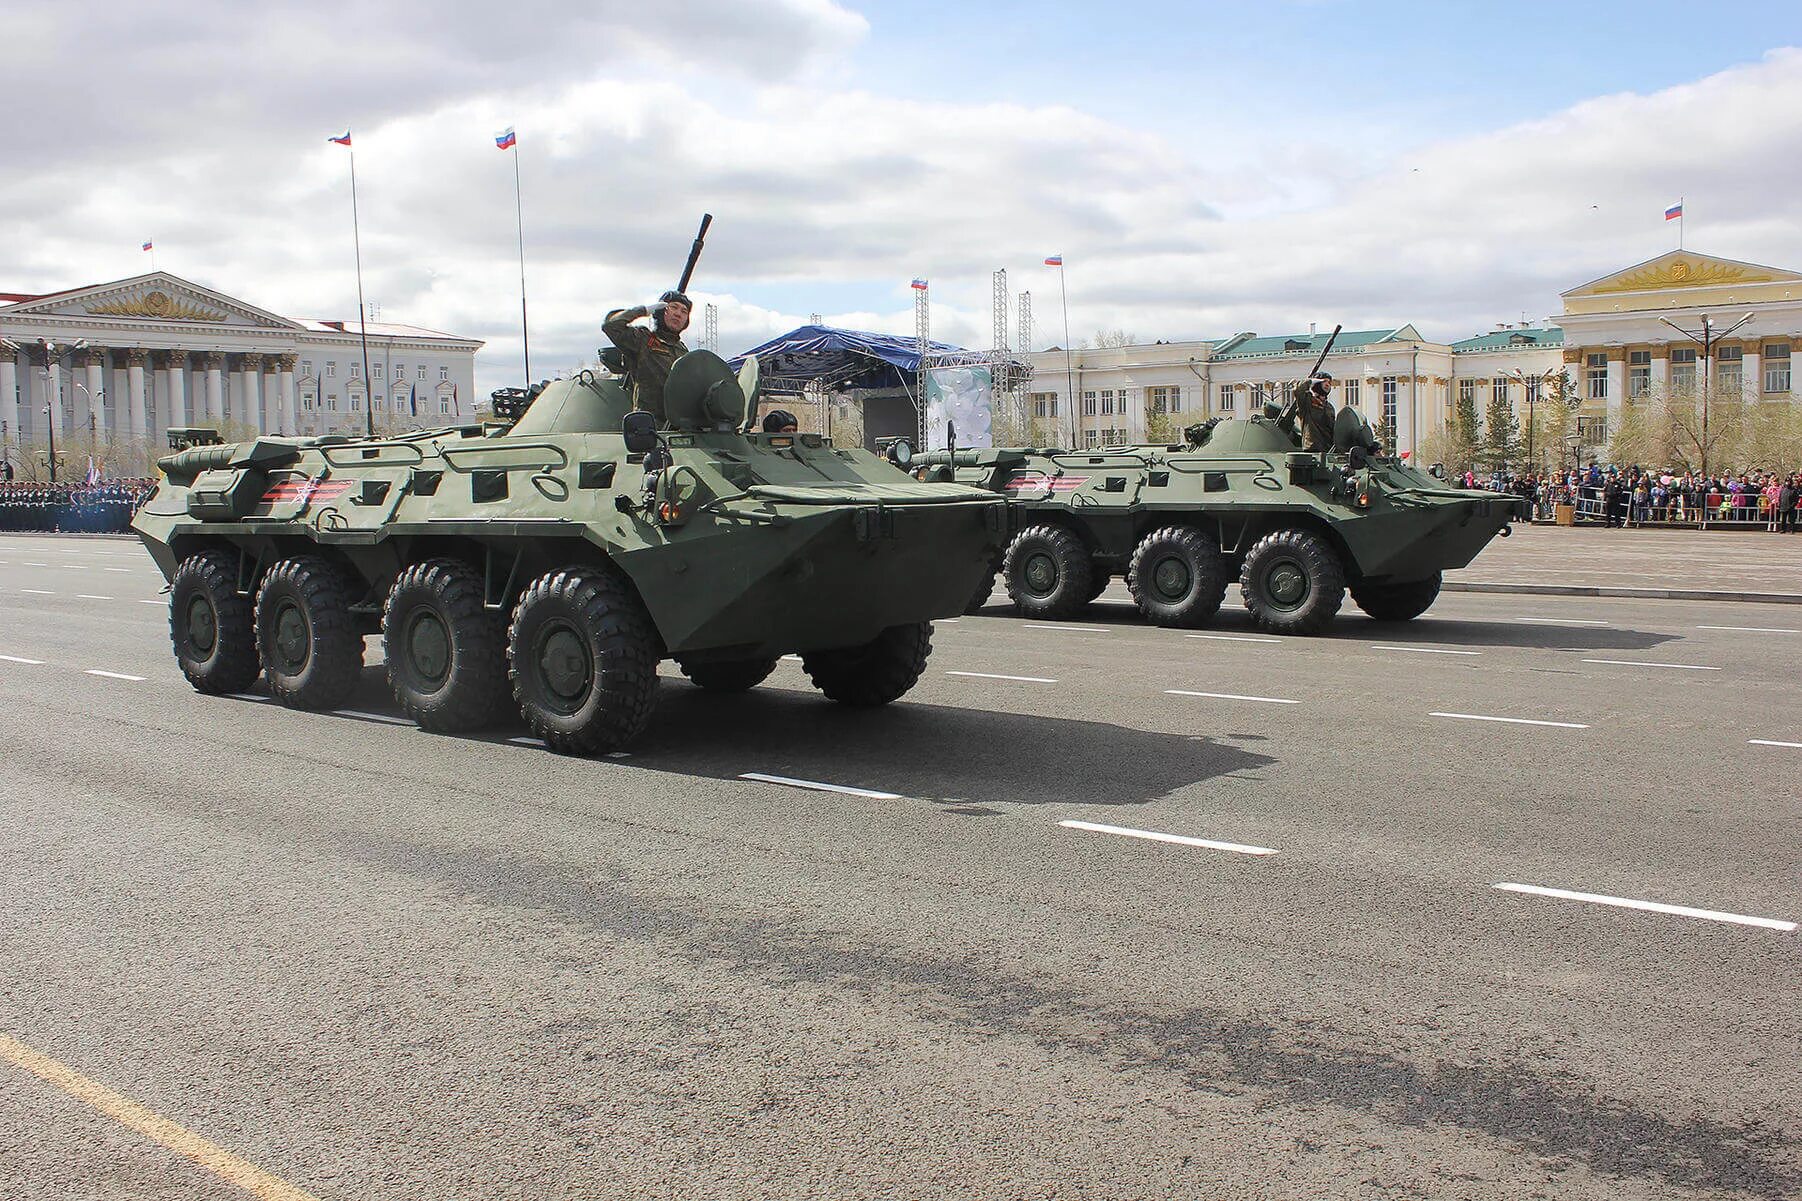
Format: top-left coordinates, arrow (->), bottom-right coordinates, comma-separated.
1024,249 -> 1800,460
1,271 -> 481,474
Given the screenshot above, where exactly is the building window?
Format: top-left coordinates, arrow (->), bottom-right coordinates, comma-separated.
440,399 -> 452,415
439,366 -> 449,381
350,362 -> 361,378
1341,378 -> 1360,407
302,392 -> 314,411
351,395 -> 362,411
373,362 -> 383,376
326,362 -> 337,378
327,395 -> 338,411
300,360 -> 312,376
1670,347 -> 1696,392
418,366 -> 427,381
1081,390 -> 1097,416
1031,391 -> 1057,418
1627,351 -> 1650,398
1715,345 -> 1742,395
1765,343 -> 1791,394
1458,379 -> 1476,407
1082,429 -> 1099,449
1217,385 -> 1235,412
1586,352 -> 1608,400
1492,376 -> 1511,405
1147,385 -> 1179,413
1577,415 -> 1609,445
1097,389 -> 1113,416
1381,377 -> 1398,433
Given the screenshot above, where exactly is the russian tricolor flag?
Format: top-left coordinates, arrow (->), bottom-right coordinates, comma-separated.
910,278 -> 928,290
141,240 -> 153,252
328,130 -> 352,146
1665,202 -> 1683,221
495,126 -> 516,150
1044,254 -> 1063,266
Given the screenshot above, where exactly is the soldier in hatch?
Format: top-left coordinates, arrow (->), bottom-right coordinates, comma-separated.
1281,371 -> 1338,452
602,290 -> 692,424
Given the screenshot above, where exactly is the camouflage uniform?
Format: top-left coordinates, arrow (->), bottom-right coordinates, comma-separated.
603,306 -> 689,424
1300,395 -> 1337,453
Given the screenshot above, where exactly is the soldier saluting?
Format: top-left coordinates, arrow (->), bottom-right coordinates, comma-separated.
603,290 -> 692,424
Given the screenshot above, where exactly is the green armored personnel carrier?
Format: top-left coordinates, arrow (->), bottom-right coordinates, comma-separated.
913,402 -> 1521,636
134,352 -> 1008,754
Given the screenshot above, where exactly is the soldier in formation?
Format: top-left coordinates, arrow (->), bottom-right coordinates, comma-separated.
0,480 -> 155,532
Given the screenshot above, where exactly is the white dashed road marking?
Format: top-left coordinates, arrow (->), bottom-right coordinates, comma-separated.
1581,658 -> 1719,671
20,589 -> 55,595
1186,633 -> 1281,644
136,599 -> 164,606
337,710 -> 413,726
1165,689 -> 1298,705
947,671 -> 1057,684
0,655 -> 46,665
1493,883 -> 1795,932
507,736 -> 546,747
1430,712 -> 1589,729
84,670 -> 146,682
76,595 -> 112,601
104,567 -> 133,574
1371,645 -> 1481,656
1025,623 -> 1110,634
1060,819 -> 1279,857
1749,739 -> 1802,749
739,772 -> 902,800
1698,625 -> 1797,634
1515,617 -> 1609,626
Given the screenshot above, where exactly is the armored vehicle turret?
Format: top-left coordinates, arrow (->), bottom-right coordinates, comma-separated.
913,406 -> 1522,635
134,351 -> 1009,753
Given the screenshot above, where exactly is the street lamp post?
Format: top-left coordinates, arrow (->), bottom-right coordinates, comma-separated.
1505,366 -> 1557,475
37,338 -> 89,485
1659,312 -> 1754,478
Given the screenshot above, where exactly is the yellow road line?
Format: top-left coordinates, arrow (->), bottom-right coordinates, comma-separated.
0,1031 -> 325,1201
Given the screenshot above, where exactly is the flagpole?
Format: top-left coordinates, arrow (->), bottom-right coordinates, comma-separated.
1058,262 -> 1076,448
346,137 -> 375,438
511,136 -> 531,391
1678,195 -> 1684,251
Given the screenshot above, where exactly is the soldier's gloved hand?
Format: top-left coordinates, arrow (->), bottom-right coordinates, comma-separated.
645,301 -> 666,322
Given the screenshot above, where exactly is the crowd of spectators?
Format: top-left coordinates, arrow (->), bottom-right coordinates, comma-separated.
0,480 -> 157,533
1449,465 -> 1802,531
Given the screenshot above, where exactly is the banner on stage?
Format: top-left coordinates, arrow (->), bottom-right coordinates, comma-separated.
924,365 -> 994,450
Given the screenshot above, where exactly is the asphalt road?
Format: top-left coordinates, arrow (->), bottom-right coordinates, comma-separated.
2,532 -> 1799,1200
1448,522 -> 1802,595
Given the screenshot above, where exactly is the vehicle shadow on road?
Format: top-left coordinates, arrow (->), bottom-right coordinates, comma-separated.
621,685 -> 1278,811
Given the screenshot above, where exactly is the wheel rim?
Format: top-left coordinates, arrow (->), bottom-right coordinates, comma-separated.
1022,550 -> 1059,597
406,609 -> 451,688
272,600 -> 311,672
535,621 -> 593,715
1264,558 -> 1310,611
185,595 -> 217,655
1151,555 -> 1191,601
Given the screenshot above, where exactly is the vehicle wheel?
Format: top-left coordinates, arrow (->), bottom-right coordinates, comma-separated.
964,558 -> 1001,613
169,549 -> 260,694
1084,568 -> 1111,604
1239,528 -> 1346,635
1002,524 -> 1092,619
1351,571 -> 1442,622
383,559 -> 511,730
677,656 -> 779,693
256,556 -> 365,710
1128,526 -> 1230,628
802,621 -> 932,706
508,567 -> 660,754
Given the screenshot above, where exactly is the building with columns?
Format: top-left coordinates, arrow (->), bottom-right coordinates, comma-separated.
1,271 -> 481,476
1022,249 -> 1799,462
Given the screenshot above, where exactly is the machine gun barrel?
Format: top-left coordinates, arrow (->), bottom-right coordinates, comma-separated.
1306,324 -> 1342,380
677,213 -> 713,293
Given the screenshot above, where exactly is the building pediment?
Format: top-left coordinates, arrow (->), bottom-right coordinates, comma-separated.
1562,251 -> 1802,299
0,272 -> 306,331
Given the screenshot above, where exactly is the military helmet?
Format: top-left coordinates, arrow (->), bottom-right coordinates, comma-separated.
659,290 -> 693,309
762,409 -> 799,433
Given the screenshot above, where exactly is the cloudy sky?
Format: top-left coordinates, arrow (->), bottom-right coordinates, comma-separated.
6,0 -> 1802,397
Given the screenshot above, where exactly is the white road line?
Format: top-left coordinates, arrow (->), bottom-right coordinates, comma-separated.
104,567 -> 133,574
1186,633 -> 1281,644
1493,883 -> 1795,933
228,692 -> 268,702
1060,819 -> 1278,857
1166,689 -> 1298,705
76,595 -> 113,601
1371,644 -> 1482,656
20,589 -> 55,595
337,709 -> 413,726
947,670 -> 1057,684
739,772 -> 902,800
84,670 -> 146,682
1698,625 -> 1797,634
61,564 -> 88,570
507,736 -> 545,747
23,562 -> 47,567
1430,711 -> 1589,729
1024,623 -> 1110,634
0,655 -> 46,665
1581,658 -> 1719,671
136,599 -> 164,606
1514,617 -> 1609,626
1749,739 -> 1802,749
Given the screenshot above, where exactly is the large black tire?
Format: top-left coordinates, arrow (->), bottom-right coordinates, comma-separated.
1002,524 -> 1093,619
508,568 -> 660,755
169,549 -> 260,695
802,622 -> 932,707
1128,526 -> 1230,628
255,557 -> 365,710
1239,529 -> 1346,635
382,559 -> 512,731
677,657 -> 779,693
1351,571 -> 1443,623
964,562 -> 1000,614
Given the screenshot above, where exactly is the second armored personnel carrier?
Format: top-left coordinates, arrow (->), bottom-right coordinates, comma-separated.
134,352 -> 1009,754
913,406 -> 1521,635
